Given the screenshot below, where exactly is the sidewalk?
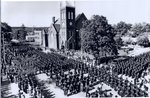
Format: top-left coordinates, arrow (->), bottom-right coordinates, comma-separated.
1,75 -> 32,98
36,73 -> 86,98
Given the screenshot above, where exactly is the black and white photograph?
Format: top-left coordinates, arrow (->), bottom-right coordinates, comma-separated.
1,0 -> 150,97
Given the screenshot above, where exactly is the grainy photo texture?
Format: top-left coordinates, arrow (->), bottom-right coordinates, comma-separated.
1,0 -> 150,98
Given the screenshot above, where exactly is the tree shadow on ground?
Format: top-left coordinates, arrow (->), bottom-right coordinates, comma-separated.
1,80 -> 18,98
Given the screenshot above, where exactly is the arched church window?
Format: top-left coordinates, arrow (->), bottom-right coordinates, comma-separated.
68,12 -> 70,19
71,12 -> 73,19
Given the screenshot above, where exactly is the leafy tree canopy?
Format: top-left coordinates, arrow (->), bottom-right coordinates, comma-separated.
137,36 -> 150,47
114,36 -> 123,49
113,21 -> 132,36
1,22 -> 12,33
81,15 -> 118,59
131,23 -> 150,37
1,22 -> 12,42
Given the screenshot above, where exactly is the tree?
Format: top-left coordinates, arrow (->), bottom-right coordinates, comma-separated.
13,24 -> 27,41
18,24 -> 27,41
140,23 -> 150,33
1,22 -> 12,77
131,23 -> 145,37
137,36 -> 150,47
1,22 -> 12,42
114,36 -> 123,49
113,21 -> 132,36
81,15 -> 118,60
144,23 -> 150,32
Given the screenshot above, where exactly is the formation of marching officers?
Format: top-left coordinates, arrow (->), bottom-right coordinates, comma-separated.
2,44 -> 149,98
2,45 -> 55,98
46,56 -> 149,97
49,53 -> 149,97
113,52 -> 150,79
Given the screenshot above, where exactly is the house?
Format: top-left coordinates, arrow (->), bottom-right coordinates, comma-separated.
12,25 -> 48,45
42,22 -> 60,50
26,30 -> 43,45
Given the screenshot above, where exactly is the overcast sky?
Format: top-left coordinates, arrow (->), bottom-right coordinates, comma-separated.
1,0 -> 150,27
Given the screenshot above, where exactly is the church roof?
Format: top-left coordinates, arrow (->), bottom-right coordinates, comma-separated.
53,24 -> 60,33
75,13 -> 87,22
43,28 -> 49,33
76,14 -> 82,21
75,13 -> 88,30
48,13 -> 87,33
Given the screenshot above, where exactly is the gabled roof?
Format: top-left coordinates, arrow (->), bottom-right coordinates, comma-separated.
75,13 -> 88,30
53,24 -> 60,33
43,28 -> 49,33
75,13 -> 87,22
76,14 -> 82,21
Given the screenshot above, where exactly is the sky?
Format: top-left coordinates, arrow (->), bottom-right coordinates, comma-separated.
1,0 -> 150,27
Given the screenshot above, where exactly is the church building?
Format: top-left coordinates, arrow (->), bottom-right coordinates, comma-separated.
42,1 -> 87,50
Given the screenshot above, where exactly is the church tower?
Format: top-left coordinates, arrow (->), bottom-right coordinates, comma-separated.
59,1 -> 76,50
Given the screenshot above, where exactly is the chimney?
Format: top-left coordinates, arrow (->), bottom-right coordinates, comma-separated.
52,17 -> 55,24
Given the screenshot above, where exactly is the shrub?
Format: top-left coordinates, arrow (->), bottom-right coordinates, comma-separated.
137,36 -> 150,47
114,36 -> 123,49
124,38 -> 133,45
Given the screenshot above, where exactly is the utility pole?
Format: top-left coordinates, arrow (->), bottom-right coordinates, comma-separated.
1,33 -> 6,75
3,33 -> 6,65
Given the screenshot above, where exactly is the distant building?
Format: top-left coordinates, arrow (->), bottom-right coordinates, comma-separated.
12,26 -> 48,45
42,23 -> 60,50
26,29 -> 44,45
11,2 -> 87,50
26,31 -> 35,42
42,2 -> 87,50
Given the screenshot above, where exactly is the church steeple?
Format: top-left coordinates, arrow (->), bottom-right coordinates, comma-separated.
59,1 -> 76,50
